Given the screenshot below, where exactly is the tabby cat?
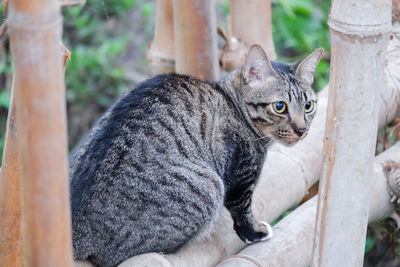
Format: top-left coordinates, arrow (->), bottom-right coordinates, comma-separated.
70,45 -> 323,267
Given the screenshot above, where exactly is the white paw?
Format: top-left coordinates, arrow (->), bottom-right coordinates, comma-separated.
259,221 -> 273,241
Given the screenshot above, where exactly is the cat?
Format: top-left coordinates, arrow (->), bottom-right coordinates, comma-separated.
70,44 -> 323,267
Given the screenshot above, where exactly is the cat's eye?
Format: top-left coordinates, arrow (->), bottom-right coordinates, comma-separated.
304,101 -> 315,113
272,101 -> 287,114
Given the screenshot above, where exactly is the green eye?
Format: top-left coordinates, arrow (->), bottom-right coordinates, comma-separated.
304,101 -> 315,113
272,101 -> 287,114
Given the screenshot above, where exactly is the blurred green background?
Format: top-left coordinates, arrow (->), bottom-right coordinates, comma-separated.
0,0 -> 399,265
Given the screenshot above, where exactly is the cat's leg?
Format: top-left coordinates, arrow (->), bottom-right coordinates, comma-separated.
225,183 -> 273,244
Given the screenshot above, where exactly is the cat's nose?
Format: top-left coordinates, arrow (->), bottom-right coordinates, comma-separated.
294,127 -> 306,137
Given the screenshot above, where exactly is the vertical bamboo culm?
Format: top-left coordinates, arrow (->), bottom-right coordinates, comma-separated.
147,0 -> 175,75
230,0 -> 276,60
173,0 -> 219,80
0,83 -> 23,267
8,0 -> 73,266
312,1 -> 391,266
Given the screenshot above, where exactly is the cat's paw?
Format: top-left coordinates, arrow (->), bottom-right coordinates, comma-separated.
234,221 -> 273,244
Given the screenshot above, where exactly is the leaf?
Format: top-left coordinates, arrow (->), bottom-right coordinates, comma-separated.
0,89 -> 10,109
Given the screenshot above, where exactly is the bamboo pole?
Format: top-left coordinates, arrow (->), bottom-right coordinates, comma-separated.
230,0 -> 276,60
0,84 -> 23,267
312,1 -> 391,266
216,142 -> 400,267
8,0 -> 73,266
147,0 -> 175,75
173,0 -> 219,80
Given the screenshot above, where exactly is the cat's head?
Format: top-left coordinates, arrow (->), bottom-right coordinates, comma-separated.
239,45 -> 323,145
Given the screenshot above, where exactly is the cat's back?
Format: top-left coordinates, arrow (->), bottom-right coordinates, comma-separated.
70,73 -> 224,178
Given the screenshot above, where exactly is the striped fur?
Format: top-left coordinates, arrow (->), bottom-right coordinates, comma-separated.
70,45 -> 322,266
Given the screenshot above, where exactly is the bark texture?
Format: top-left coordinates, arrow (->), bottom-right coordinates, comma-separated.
0,84 -> 23,267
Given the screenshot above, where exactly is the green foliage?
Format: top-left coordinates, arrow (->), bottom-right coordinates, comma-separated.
219,0 -> 230,17
140,2 -> 153,17
365,235 -> 375,254
272,0 -> 330,91
272,206 -> 298,226
62,0 -> 136,109
0,3 -> 11,164
0,89 -> 10,109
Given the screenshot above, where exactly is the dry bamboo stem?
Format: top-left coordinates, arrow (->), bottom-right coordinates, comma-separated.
217,142 -> 400,267
173,0 -> 219,80
230,0 -> 276,60
0,83 -> 23,267
147,0 -> 175,75
312,1 -> 391,266
8,0 -> 73,266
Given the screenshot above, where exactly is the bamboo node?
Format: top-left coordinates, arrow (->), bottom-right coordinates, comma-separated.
328,16 -> 392,37
146,44 -> 175,75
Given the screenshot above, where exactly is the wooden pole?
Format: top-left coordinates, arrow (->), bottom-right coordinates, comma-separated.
312,1 -> 391,266
147,0 -> 175,75
230,0 -> 276,60
173,0 -> 219,80
8,0 -> 73,266
0,84 -> 23,267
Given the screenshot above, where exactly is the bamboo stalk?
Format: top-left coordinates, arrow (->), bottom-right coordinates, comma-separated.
8,0 -> 73,266
230,0 -> 276,60
0,83 -> 23,267
173,0 -> 219,80
147,0 -> 175,75
312,1 -> 391,266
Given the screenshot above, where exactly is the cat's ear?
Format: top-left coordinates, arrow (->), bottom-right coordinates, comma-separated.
243,44 -> 277,84
293,48 -> 324,85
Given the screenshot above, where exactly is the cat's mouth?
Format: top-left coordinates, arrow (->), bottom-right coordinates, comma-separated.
274,131 -> 308,146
